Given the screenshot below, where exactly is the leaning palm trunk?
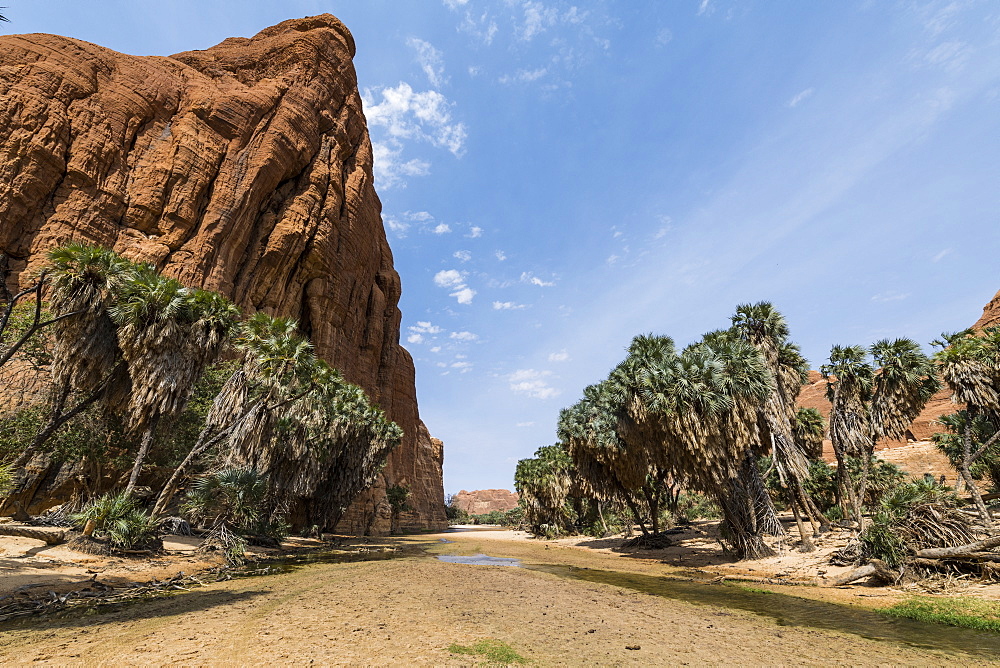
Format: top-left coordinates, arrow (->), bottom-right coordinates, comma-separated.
113,276 -> 238,496
123,416 -> 160,496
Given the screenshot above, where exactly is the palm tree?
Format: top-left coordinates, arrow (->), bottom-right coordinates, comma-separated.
732,302 -> 823,549
111,266 -> 240,494
822,345 -> 872,525
194,316 -> 403,531
934,327 -> 1000,526
151,313 -> 311,515
514,445 -> 576,536
10,245 -> 135,469
823,339 -> 938,530
793,408 -> 825,460
623,331 -> 778,558
557,380 -> 668,536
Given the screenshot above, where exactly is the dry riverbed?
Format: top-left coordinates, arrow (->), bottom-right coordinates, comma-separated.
0,526 -> 997,665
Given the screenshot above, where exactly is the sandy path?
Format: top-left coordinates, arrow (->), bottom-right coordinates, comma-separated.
0,530 -> 990,666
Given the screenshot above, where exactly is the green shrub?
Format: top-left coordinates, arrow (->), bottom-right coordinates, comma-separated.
675,491 -> 721,522
0,463 -> 13,496
860,478 -> 973,567
71,492 -> 159,550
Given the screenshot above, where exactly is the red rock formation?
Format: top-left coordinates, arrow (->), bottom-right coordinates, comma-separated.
0,15 -> 445,533
974,289 -> 1000,330
450,489 -> 520,515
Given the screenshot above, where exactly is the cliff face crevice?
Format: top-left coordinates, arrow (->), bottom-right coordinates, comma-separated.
0,14 -> 445,533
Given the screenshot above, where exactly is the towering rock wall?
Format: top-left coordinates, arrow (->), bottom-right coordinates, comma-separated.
0,15 -> 445,533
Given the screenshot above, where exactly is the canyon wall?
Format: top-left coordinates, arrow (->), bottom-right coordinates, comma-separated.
0,15 -> 445,533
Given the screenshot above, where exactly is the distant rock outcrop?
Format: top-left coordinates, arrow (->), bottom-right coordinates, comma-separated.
0,15 -> 445,533
451,489 -> 520,516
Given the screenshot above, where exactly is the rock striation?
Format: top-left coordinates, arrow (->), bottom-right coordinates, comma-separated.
0,15 -> 445,533
450,489 -> 520,516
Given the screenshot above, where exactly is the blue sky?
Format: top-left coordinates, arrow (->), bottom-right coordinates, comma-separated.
5,1 -> 1000,495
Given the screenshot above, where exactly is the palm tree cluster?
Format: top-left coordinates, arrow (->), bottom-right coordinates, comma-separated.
822,339 -> 939,530
933,327 -> 1000,527
548,303 -> 825,559
1,244 -> 402,539
514,445 -> 577,537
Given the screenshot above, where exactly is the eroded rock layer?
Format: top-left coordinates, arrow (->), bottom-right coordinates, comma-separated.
0,15 -> 445,533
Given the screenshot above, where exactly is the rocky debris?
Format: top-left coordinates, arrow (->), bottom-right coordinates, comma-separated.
450,489 -> 520,515
0,15 -> 444,534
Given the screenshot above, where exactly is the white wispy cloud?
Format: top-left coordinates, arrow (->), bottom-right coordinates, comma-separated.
787,87 -> 814,108
442,0 -> 469,8
434,270 -> 465,288
407,333 -> 424,344
499,67 -> 548,84
432,223 -> 452,234
407,37 -> 447,88
871,291 -> 911,303
508,368 -> 560,400
365,81 -> 467,188
517,1 -> 559,41
454,7 -> 500,45
450,331 -> 479,341
493,301 -> 526,310
931,248 -> 952,263
454,250 -> 472,262
548,350 -> 570,362
451,361 -> 473,372
410,321 -> 443,334
516,421 -> 536,427
520,271 -> 555,287
434,269 -> 477,304
495,250 -> 507,261
451,287 -> 477,304
365,82 -> 467,155
467,226 -> 484,238
385,216 -> 409,237
371,141 -> 430,189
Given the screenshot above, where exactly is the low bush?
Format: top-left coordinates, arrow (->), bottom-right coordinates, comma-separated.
70,492 -> 159,550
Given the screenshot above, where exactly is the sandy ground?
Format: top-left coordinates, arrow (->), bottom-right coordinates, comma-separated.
0,526 -> 997,665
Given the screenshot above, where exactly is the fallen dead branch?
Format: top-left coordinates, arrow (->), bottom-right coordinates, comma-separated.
0,572 -> 210,623
914,535 -> 1000,559
0,525 -> 66,545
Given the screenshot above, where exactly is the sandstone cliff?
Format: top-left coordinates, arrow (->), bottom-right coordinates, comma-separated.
451,489 -> 520,516
974,289 -> 1000,330
0,15 -> 445,533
